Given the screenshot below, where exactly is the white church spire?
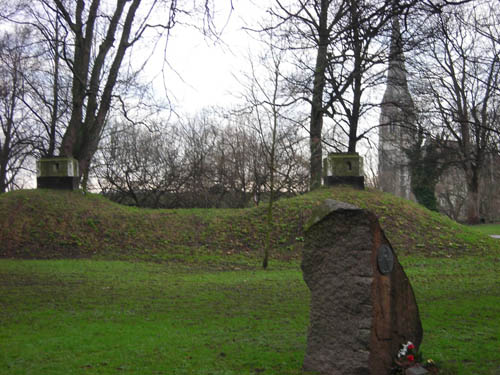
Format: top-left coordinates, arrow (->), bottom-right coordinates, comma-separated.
378,12 -> 416,200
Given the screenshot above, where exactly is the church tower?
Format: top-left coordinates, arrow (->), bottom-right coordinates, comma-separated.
378,14 -> 416,200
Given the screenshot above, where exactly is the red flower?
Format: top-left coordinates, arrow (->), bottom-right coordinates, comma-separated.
408,344 -> 415,350
407,355 -> 415,362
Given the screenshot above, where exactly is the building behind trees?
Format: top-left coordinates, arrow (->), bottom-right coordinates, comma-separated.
378,8 -> 500,223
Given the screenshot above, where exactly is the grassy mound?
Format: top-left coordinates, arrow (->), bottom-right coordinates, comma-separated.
1,187 -> 498,265
1,188 -> 499,374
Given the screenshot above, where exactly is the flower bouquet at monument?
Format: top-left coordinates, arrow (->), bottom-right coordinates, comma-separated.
397,341 -> 417,367
391,341 -> 419,374
391,341 -> 441,374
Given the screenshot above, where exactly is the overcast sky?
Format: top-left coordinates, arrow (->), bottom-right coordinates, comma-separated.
155,1 -> 267,113
148,0 -> 382,171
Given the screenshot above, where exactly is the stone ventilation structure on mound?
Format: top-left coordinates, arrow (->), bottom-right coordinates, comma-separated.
378,14 -> 416,200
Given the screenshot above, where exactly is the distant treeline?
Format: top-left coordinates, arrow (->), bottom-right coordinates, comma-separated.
101,188 -> 298,209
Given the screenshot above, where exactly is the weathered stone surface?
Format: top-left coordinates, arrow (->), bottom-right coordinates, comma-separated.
302,199 -> 422,375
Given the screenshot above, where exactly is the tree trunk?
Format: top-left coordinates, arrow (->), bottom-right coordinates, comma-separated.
58,0 -> 141,182
465,170 -> 481,224
263,70 -> 280,269
0,113 -> 13,194
309,0 -> 330,190
465,189 -> 480,224
47,7 -> 62,157
0,125 -> 13,193
0,146 -> 9,193
347,0 -> 362,153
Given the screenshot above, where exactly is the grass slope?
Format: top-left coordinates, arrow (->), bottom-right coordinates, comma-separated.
1,187 -> 499,265
0,188 -> 499,374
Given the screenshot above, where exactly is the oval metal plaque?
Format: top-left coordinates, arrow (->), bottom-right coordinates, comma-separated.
377,244 -> 394,275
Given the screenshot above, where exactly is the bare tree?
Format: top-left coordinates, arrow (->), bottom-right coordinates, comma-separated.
323,0 -> 399,153
238,31 -> 308,268
55,0 -> 164,187
212,123 -> 265,208
0,29 -> 35,193
270,0 -> 422,189
270,0 -> 350,190
411,2 -> 500,223
21,2 -> 71,157
1,0 -> 165,188
269,0 -> 477,191
1,0 -> 226,191
93,104 -> 308,211
93,120 -> 186,208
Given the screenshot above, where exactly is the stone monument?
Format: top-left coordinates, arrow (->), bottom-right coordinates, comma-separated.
37,157 -> 80,190
302,199 -> 422,374
323,152 -> 364,189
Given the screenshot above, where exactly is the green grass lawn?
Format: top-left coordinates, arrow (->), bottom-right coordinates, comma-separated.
1,257 -> 499,375
468,223 -> 500,236
1,188 -> 500,374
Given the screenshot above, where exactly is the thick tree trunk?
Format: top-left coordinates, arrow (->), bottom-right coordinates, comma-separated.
348,74 -> 361,153
0,114 -> 13,193
47,8 -> 62,157
465,189 -> 480,224
465,170 -> 481,224
0,148 -> 9,193
58,0 -> 98,162
0,128 -> 13,193
58,0 -> 140,183
347,0 -> 361,153
309,0 -> 330,190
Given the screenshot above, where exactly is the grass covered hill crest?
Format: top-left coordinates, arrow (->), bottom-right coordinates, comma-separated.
1,187 -> 500,375
1,187 -> 498,264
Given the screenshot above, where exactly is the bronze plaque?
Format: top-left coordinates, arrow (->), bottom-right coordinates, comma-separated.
377,244 -> 394,275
